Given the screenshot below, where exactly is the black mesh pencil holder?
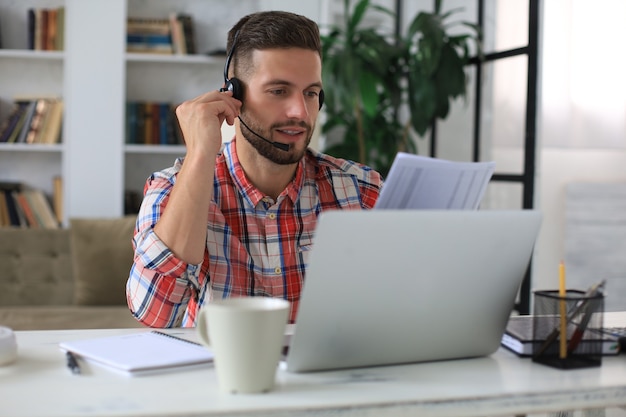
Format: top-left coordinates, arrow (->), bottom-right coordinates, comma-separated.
531,289 -> 604,369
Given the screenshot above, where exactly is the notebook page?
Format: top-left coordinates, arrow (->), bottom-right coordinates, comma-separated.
59,331 -> 213,375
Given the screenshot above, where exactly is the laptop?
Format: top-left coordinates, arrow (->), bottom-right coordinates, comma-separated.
285,209 -> 542,372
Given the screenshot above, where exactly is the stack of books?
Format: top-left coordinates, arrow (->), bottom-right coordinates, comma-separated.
27,7 -> 65,51
0,97 -> 64,145
125,101 -> 183,146
126,13 -> 196,55
0,181 -> 60,229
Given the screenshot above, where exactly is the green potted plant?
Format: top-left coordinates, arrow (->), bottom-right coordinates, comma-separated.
321,0 -> 481,176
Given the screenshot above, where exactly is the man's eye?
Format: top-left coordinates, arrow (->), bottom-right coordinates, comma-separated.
305,91 -> 319,98
270,89 -> 286,96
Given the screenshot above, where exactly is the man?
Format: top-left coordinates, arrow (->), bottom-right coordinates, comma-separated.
126,11 -> 383,327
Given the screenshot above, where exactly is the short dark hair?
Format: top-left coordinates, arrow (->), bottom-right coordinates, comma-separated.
227,11 -> 321,79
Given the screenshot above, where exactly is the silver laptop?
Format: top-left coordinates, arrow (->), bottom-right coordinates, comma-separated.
285,209 -> 542,372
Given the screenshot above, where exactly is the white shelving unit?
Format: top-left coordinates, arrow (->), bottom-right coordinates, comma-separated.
0,3 -> 65,196
1,0 -> 324,224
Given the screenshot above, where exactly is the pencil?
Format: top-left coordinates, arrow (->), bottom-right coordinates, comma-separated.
559,260 -> 567,359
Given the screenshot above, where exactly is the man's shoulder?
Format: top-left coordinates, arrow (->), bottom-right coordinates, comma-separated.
306,149 -> 382,185
148,157 -> 184,183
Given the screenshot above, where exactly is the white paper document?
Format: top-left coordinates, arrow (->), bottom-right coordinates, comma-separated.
374,152 -> 496,210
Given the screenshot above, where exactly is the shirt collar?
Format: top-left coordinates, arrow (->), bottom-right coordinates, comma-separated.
224,139 -> 305,206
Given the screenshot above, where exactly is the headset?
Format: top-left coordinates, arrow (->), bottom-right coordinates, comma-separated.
219,30 -> 324,151
221,30 -> 325,110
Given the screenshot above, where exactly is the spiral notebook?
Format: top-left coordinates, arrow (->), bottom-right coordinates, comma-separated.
59,331 -> 214,376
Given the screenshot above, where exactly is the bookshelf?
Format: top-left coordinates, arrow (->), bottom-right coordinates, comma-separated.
0,19 -> 64,198
0,0 -> 323,224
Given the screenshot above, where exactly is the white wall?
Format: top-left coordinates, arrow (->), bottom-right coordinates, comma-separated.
532,0 -> 626,291
534,151 -> 626,290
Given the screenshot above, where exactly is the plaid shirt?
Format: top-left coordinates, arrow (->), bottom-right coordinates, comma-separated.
127,140 -> 382,327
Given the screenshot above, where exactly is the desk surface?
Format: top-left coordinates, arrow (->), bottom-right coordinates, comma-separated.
2,313 -> 626,417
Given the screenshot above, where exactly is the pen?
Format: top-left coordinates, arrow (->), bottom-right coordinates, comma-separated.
66,351 -> 81,375
567,281 -> 606,353
558,261 -> 567,359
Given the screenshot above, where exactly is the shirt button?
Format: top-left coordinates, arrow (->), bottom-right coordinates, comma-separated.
274,267 -> 282,275
268,213 -> 276,220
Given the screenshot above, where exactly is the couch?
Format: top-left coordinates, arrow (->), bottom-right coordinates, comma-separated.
0,216 -> 144,330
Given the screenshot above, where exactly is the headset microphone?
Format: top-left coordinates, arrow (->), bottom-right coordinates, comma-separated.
220,30 -> 324,152
237,116 -> 290,151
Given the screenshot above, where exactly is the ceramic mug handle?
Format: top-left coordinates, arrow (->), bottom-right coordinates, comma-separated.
196,309 -> 211,347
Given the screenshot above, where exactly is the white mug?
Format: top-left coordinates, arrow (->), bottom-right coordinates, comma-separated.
196,297 -> 290,394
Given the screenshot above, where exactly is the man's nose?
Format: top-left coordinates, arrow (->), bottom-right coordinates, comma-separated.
285,94 -> 309,120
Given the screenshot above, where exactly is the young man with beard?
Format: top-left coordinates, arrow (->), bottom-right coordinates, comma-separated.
126,11 -> 383,327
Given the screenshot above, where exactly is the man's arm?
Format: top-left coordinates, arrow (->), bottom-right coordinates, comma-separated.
155,90 -> 240,264
126,170 -> 205,327
126,90 -> 241,327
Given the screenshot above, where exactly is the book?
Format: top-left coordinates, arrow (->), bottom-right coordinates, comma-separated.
0,182 -> 24,227
52,175 -> 63,224
126,101 -> 183,145
27,9 -> 35,50
59,331 -> 214,376
374,152 -> 496,210
126,33 -> 173,54
0,101 -> 30,143
39,99 -> 63,144
159,102 -> 170,145
9,101 -> 36,144
10,190 -> 30,227
46,8 -> 57,51
34,8 -> 43,50
126,17 -> 173,54
22,189 -> 59,229
0,193 -> 9,226
127,18 -> 171,35
169,12 -> 186,55
25,98 -> 50,144
15,101 -> 38,144
1,190 -> 21,227
143,102 -> 153,144
14,191 -> 40,228
178,14 -> 196,55
39,9 -> 48,51
26,7 -> 66,51
501,315 -> 621,357
55,7 -> 65,51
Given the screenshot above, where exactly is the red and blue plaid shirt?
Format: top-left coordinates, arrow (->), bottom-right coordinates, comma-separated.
127,140 -> 382,327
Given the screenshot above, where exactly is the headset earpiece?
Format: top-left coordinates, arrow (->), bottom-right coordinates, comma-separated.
225,77 -> 244,102
318,89 -> 325,110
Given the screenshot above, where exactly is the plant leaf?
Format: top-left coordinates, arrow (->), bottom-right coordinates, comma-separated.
359,70 -> 379,117
348,0 -> 370,34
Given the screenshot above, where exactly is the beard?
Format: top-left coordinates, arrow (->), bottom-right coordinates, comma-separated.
239,111 -> 313,165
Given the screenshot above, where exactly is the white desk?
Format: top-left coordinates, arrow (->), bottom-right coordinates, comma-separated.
2,313 -> 626,417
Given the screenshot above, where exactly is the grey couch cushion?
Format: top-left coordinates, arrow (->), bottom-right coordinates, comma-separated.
0,228 -> 74,306
69,216 -> 136,306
